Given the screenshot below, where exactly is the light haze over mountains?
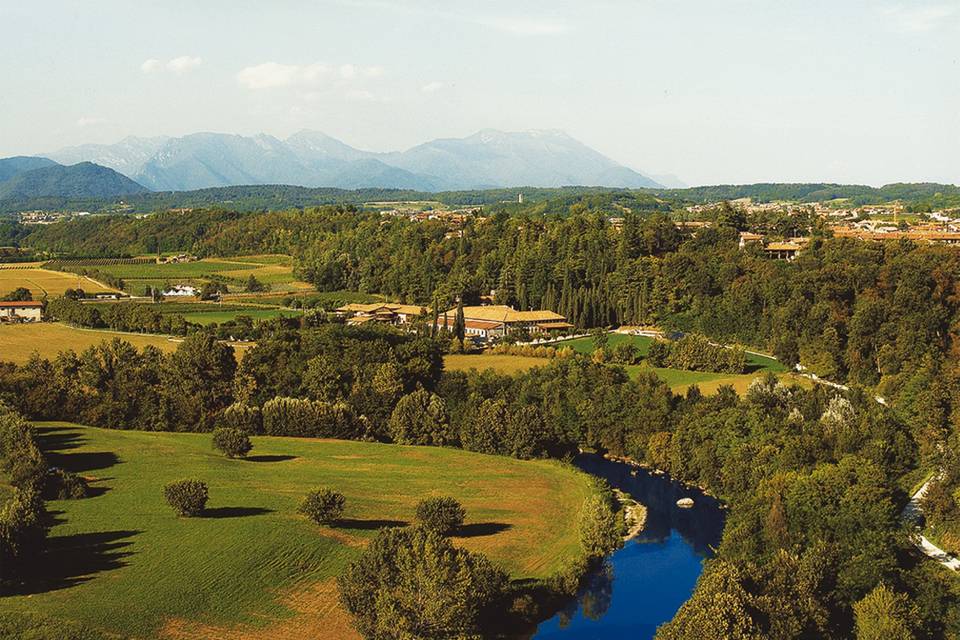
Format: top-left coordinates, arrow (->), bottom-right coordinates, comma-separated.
45,129 -> 672,192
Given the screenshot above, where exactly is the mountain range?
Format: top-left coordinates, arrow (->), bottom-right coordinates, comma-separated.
44,129 -> 669,192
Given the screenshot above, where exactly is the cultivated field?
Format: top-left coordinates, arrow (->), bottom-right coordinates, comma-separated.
0,267 -> 118,297
444,353 -> 552,375
87,255 -> 313,296
1,424 -> 594,640
0,322 -> 179,363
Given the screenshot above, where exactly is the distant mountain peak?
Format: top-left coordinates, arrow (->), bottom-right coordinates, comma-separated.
42,129 -> 668,191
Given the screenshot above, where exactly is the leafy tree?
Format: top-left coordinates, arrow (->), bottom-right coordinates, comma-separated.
298,487 -> 345,525
337,526 -> 507,639
163,479 -> 208,517
415,496 -> 465,535
578,481 -> 623,558
245,274 -> 266,292
1,287 -> 32,301
388,389 -> 450,445
854,584 -> 918,640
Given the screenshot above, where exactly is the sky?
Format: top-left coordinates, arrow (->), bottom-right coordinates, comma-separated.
0,0 -> 958,186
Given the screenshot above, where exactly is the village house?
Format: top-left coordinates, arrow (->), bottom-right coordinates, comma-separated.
763,241 -> 803,261
435,305 -> 573,339
335,303 -> 428,327
0,301 -> 43,322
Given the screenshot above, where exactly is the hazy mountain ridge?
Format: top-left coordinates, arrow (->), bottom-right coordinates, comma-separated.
0,156 -> 59,183
44,129 -> 663,191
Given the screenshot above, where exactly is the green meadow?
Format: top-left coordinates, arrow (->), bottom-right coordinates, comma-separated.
2,424 -> 593,639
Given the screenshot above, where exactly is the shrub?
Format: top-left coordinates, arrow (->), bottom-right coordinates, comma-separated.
338,526 -> 507,639
163,479 -> 208,517
44,468 -> 90,500
298,487 -> 345,525
212,427 -> 253,459
415,496 -> 466,535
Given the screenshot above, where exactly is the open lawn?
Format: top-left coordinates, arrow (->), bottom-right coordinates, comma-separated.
0,267 -> 118,298
1,424 -> 594,640
87,256 -> 313,295
0,322 -> 179,363
443,350 -> 806,396
556,333 -> 787,373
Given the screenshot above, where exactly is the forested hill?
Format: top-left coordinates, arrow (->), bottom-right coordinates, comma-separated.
0,161 -> 149,201
2,181 -> 958,216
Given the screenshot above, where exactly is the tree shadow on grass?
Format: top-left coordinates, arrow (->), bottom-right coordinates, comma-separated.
454,522 -> 513,538
33,426 -> 88,454
337,518 -> 408,530
14,529 -> 141,595
46,451 -> 120,474
246,454 -> 298,463
202,506 -> 274,519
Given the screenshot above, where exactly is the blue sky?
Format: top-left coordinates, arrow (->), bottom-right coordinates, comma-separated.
0,0 -> 957,186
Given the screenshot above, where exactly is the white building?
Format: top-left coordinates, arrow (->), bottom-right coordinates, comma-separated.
163,285 -> 198,297
0,301 -> 43,322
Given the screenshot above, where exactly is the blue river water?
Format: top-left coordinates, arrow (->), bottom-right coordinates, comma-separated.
531,455 -> 725,640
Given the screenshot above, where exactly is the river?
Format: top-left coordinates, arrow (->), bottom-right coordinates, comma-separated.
531,455 -> 725,639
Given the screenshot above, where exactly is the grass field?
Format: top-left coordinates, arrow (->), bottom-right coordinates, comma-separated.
179,308 -> 304,325
0,267 -> 117,298
87,256 -> 313,295
0,323 -> 180,363
445,334 -> 802,395
2,424 -> 594,639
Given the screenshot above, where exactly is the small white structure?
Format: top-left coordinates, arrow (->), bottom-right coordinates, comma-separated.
0,301 -> 43,322
163,285 -> 198,297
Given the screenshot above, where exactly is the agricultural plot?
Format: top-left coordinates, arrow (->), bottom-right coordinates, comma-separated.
0,323 -> 257,364
178,308 -> 303,325
0,267 -> 117,298
85,256 -> 313,295
0,323 -> 179,363
1,424 -> 593,639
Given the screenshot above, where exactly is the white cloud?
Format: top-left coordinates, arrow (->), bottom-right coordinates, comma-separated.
237,62 -> 303,89
882,4 -> 957,32
76,116 -> 106,127
141,56 -> 202,74
481,17 -> 571,36
237,61 -> 384,89
166,55 -> 202,73
421,81 -> 445,94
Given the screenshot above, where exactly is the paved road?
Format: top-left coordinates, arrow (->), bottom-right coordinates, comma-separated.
903,478 -> 960,571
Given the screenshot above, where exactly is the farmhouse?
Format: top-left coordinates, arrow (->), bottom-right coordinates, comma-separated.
435,305 -> 572,338
335,303 -> 428,326
0,301 -> 43,322
764,241 -> 802,261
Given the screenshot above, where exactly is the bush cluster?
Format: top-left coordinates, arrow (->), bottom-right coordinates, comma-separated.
415,496 -> 466,536
163,479 -> 208,517
298,487 -> 345,525
212,427 -> 253,458
646,333 -> 746,374
44,468 -> 90,500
